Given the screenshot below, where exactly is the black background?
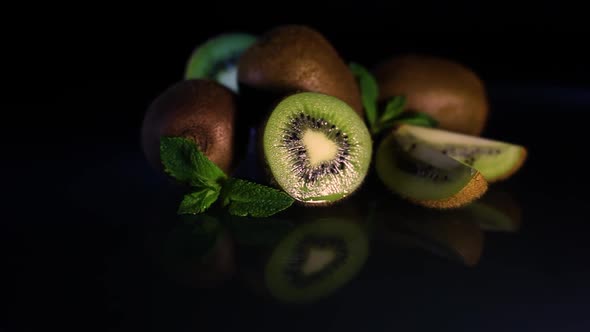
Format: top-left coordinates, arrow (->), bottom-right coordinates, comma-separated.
3,2 -> 590,331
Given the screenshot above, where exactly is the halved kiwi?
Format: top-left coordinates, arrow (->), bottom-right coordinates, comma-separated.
185,33 -> 256,92
393,124 -> 527,182
375,133 -> 488,209
264,218 -> 369,303
263,92 -> 372,204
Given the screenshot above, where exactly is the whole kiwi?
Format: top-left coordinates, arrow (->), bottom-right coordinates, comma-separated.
373,54 -> 489,136
141,79 -> 237,174
238,25 -> 363,117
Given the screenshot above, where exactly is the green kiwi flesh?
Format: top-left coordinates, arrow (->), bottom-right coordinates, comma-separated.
185,33 -> 256,92
375,133 -> 487,208
263,92 -> 372,204
264,219 -> 369,303
393,124 -> 527,182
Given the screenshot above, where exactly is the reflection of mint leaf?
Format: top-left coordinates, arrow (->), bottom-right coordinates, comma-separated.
178,188 -> 220,215
394,112 -> 438,128
350,62 -> 379,129
227,215 -> 294,247
381,96 -> 406,123
160,137 -> 227,188
162,214 -> 222,265
222,178 -> 294,217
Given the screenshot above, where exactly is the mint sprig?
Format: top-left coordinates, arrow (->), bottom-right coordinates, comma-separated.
160,137 -> 294,217
349,62 -> 438,136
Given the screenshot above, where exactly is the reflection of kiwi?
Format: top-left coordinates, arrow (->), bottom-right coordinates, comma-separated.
375,132 -> 487,209
185,33 -> 257,92
393,124 -> 527,182
158,215 -> 236,289
464,190 -> 522,232
264,218 -> 369,303
375,199 -> 484,266
374,54 -> 489,135
263,92 -> 372,205
141,80 -> 237,174
238,25 -> 363,117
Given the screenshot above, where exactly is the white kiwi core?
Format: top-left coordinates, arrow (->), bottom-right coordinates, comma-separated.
302,130 -> 339,167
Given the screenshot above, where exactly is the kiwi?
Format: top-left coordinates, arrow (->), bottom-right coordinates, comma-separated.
185,33 -> 256,92
264,218 -> 369,303
375,133 -> 488,209
263,92 -> 372,204
141,79 -> 236,174
238,25 -> 363,117
393,124 -> 527,182
374,54 -> 489,135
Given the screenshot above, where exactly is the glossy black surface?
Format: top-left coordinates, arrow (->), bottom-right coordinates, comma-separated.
3,6 -> 590,331
3,81 -> 590,331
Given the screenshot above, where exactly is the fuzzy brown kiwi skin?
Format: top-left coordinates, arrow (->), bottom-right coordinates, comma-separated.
141,79 -> 237,174
373,54 -> 489,136
238,25 -> 363,118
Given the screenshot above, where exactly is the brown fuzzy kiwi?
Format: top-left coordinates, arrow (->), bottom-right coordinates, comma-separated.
373,54 -> 489,136
238,25 -> 363,117
141,79 -> 236,174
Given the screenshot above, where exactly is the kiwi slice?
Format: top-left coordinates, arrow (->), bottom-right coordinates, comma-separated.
264,218 -> 369,303
263,92 -> 372,204
185,33 -> 256,92
376,133 -> 487,209
393,124 -> 527,182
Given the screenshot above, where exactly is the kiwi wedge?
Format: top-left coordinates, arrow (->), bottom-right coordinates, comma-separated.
393,124 -> 527,182
185,33 -> 256,92
375,133 -> 488,209
263,92 -> 372,204
264,218 -> 369,303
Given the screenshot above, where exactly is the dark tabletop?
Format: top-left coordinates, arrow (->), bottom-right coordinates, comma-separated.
2,4 -> 590,331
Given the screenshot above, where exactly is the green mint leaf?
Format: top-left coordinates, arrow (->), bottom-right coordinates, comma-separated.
222,178 -> 294,217
380,95 -> 406,123
160,137 -> 227,188
393,112 -> 439,128
349,62 -> 379,130
177,188 -> 220,215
